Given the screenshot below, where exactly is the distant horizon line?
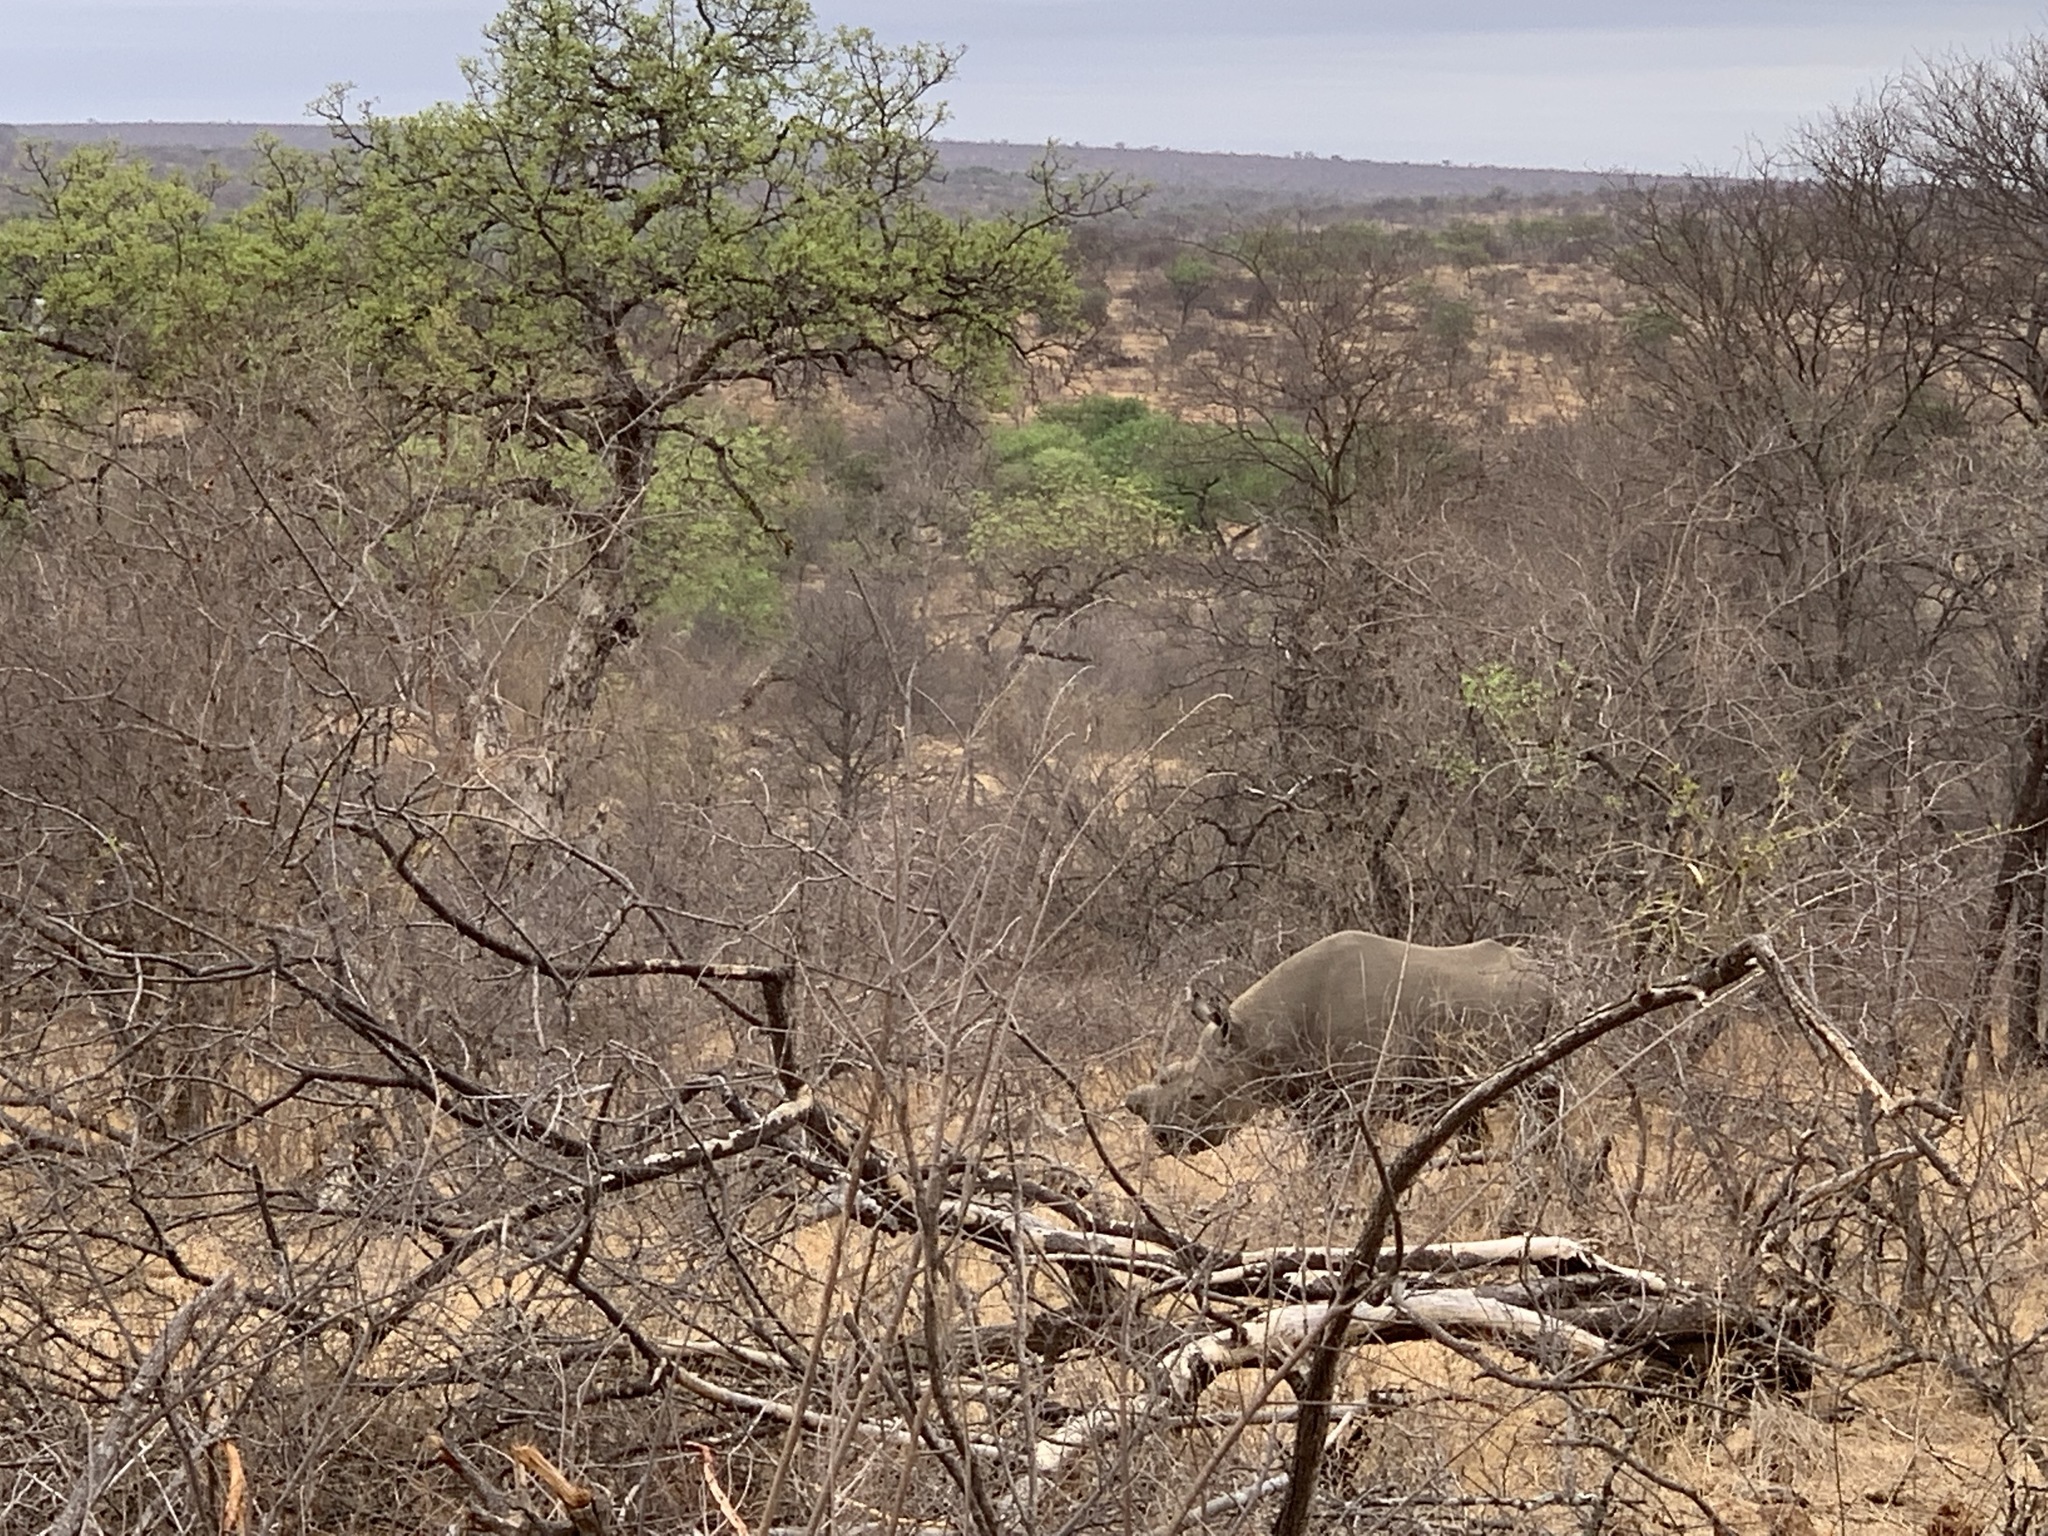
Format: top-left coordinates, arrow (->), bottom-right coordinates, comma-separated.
4,121 -> 1637,179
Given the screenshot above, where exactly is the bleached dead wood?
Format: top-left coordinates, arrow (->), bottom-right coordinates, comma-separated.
1188,1235 -> 1672,1301
1163,1291 -> 1612,1401
1010,1251 -> 1687,1501
830,1179 -> 1670,1305
823,1180 -> 1186,1282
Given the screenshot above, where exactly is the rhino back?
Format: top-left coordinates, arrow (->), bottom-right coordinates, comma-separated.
1226,931 -> 1546,1081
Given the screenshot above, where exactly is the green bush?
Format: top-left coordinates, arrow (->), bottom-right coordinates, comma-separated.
994,395 -> 1282,531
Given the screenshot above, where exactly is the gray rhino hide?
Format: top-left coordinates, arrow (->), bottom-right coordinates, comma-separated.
1124,930 -> 1554,1153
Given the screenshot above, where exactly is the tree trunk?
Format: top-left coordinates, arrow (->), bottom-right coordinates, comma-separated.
536,405 -> 658,813
2012,849 -> 2047,1065
1942,608 -> 2048,1100
542,529 -> 639,737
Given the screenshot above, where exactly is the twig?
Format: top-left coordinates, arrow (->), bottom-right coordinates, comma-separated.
689,1444 -> 751,1536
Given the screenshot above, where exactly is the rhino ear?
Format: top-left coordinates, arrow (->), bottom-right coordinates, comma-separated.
1186,981 -> 1232,1043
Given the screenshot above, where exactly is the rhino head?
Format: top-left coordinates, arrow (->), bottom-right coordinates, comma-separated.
1123,987 -> 1262,1154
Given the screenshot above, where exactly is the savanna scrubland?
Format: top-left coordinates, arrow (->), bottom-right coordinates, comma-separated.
13,4 -> 2048,1534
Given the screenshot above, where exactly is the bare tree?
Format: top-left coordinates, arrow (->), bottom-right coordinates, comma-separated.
1612,163 -> 1976,694
769,575 -> 924,822
1179,220 -> 1445,544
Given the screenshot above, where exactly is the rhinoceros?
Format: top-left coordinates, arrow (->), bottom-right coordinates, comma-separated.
1124,930 -> 1554,1153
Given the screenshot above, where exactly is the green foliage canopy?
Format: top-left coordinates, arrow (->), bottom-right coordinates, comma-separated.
330,0 -> 1078,426
968,450 -> 1175,579
0,140 -> 341,516
318,0 -> 1084,712
991,394 -> 1280,532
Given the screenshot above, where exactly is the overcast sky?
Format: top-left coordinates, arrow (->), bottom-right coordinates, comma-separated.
4,0 -> 2046,172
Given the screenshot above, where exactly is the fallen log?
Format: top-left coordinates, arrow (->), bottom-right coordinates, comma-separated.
1163,1290 -> 1614,1403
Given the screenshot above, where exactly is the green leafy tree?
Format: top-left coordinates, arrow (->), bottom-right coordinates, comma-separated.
0,140 -> 337,515
1435,218 -> 1502,270
970,433 -> 1176,660
0,146 -> 231,393
993,394 -> 1279,535
976,448 -> 1175,567
320,0 -> 1085,750
1163,248 -> 1218,323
